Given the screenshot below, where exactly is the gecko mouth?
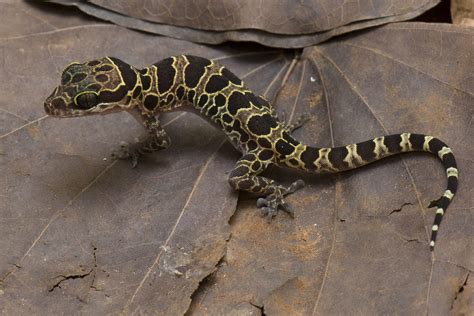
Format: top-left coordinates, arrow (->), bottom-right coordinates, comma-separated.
43,100 -> 75,117
43,104 -> 85,117
44,101 -> 56,116
44,100 -> 64,116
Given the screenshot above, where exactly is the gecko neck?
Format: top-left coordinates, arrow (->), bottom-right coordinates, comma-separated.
137,67 -> 188,114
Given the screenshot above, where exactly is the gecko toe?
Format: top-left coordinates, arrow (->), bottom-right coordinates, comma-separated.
281,202 -> 294,217
256,197 -> 268,208
129,151 -> 139,168
285,179 -> 305,195
260,206 -> 277,222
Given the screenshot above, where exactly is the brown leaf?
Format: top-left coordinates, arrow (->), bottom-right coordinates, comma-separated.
1,2 -> 473,315
189,23 -> 474,315
43,0 -> 441,48
0,2 -> 291,314
451,0 -> 474,26
0,1 -> 98,38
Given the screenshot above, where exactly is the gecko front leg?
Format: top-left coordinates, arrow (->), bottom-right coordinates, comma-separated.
112,112 -> 171,168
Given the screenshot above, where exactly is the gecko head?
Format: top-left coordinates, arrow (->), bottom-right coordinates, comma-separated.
44,57 -> 141,117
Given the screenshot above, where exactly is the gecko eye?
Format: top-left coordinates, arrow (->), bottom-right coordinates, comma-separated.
75,92 -> 99,109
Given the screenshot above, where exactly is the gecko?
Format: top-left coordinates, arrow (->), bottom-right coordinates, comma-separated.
44,55 -> 458,250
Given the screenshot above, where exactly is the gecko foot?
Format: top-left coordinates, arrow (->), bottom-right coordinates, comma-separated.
111,141 -> 140,168
256,179 -> 305,221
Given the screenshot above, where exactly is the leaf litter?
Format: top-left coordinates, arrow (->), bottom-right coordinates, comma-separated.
0,1 -> 472,315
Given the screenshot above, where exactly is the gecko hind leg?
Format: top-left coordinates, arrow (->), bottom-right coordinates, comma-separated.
228,151 -> 305,220
254,94 -> 309,133
285,114 -> 311,133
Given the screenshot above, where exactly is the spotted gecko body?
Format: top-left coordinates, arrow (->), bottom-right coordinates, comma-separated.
44,55 -> 458,250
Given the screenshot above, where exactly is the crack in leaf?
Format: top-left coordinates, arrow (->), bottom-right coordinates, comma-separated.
48,244 -> 99,293
315,50 -> 439,310
309,48 -> 442,314
388,202 -> 414,216
184,252 -> 227,315
313,48 -> 433,237
123,138 -> 227,312
1,111 -> 190,284
385,227 -> 424,244
450,273 -> 469,310
181,54 -> 291,315
48,268 -> 93,292
1,161 -> 116,285
39,162 -> 115,244
249,301 -> 266,315
89,244 -> 99,291
365,202 -> 415,217
400,237 -> 423,243
0,263 -> 22,283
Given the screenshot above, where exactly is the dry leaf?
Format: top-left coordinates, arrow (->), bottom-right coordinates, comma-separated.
452,0 -> 474,26
189,23 -> 474,315
42,0 -> 441,48
0,2 -> 290,314
0,2 -> 472,315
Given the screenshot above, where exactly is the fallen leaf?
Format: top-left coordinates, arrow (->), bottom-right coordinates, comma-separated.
451,0 -> 474,26
188,23 -> 474,315
1,2 -> 472,315
0,2 -> 291,314
43,0 -> 441,48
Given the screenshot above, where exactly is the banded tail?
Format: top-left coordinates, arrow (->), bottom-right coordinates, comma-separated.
284,133 -> 458,250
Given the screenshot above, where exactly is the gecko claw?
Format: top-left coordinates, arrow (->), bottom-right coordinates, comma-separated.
129,152 -> 140,168
256,197 -> 268,207
281,202 -> 294,217
260,207 -> 275,222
